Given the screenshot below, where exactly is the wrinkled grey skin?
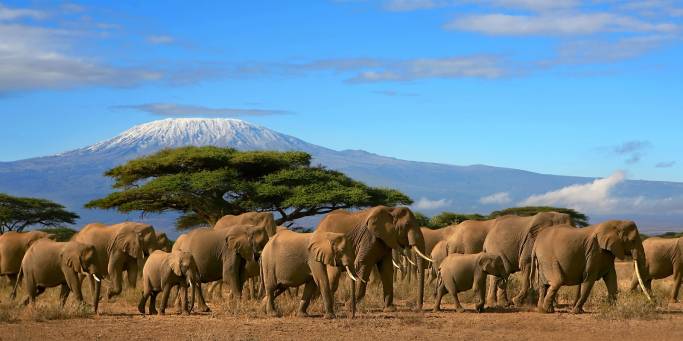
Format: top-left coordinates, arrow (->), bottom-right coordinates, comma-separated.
433,252 -> 507,313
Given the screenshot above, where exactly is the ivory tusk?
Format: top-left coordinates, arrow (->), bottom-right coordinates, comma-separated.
404,255 -> 416,266
345,266 -> 359,282
392,260 -> 401,269
413,246 -> 434,263
92,274 -> 101,282
634,260 -> 652,302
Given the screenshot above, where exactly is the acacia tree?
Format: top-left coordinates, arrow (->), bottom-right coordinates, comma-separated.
86,146 -> 412,229
428,212 -> 487,228
0,193 -> 79,233
489,206 -> 589,227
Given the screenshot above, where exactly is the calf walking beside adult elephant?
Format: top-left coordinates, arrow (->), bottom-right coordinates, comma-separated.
317,206 -> 431,313
533,220 -> 650,314
629,236 -> 683,302
172,224 -> 268,312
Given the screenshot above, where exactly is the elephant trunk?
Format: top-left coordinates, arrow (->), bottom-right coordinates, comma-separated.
408,230 -> 426,311
350,272 -> 356,319
93,278 -> 101,313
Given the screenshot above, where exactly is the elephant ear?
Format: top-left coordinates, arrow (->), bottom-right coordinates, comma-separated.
478,255 -> 497,275
169,252 -> 183,277
61,244 -> 83,274
309,232 -> 338,266
365,207 -> 400,250
110,232 -> 143,259
597,227 -> 626,260
226,232 -> 250,258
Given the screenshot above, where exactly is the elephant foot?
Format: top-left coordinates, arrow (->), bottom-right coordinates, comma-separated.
571,307 -> 584,314
149,309 -> 158,315
324,313 -> 336,319
383,305 -> 397,313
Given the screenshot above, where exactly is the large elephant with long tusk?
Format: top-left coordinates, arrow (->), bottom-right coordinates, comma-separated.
317,206 -> 430,313
533,220 -> 650,314
261,229 -> 358,318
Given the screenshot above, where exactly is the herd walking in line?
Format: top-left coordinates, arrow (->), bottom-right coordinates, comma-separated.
1,206 -> 679,318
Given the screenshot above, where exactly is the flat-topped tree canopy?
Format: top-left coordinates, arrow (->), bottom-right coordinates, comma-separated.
86,146 -> 412,229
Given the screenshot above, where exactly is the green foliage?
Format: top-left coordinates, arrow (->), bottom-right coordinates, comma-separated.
0,193 -> 79,233
413,212 -> 431,227
489,206 -> 589,227
428,212 -> 487,228
87,146 -> 412,230
36,226 -> 78,242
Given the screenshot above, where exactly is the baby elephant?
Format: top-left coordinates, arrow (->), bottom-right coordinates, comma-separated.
433,252 -> 507,312
12,239 -> 102,311
138,250 -> 199,315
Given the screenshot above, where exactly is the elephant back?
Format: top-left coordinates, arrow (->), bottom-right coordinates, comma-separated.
0,231 -> 51,274
215,212 -> 277,237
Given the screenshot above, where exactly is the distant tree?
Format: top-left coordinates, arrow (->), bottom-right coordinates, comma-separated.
0,193 -> 79,233
489,206 -> 589,227
86,146 -> 412,230
413,211 -> 431,227
429,211 -> 487,228
36,226 -> 79,242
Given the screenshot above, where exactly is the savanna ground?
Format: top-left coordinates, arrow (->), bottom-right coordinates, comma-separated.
1,262 -> 683,340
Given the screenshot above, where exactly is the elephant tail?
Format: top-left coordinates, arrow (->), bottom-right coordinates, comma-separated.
258,257 -> 265,299
529,251 -> 538,290
11,266 -> 23,300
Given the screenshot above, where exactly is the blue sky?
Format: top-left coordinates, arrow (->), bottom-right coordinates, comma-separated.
1,0 -> 682,182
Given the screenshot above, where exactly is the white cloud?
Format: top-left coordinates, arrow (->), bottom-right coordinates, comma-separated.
113,103 -> 290,116
480,192 -> 512,204
146,35 -> 175,45
413,197 -> 452,210
445,13 -> 678,35
520,171 -> 625,213
0,3 -> 46,21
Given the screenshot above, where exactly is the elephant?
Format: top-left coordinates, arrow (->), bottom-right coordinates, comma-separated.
74,222 -> 156,290
316,206 -> 430,313
421,226 -> 458,283
482,212 -> 572,307
533,220 -> 649,314
71,222 -> 145,299
0,230 -> 53,288
11,239 -> 102,311
138,250 -> 199,315
171,224 -> 268,312
261,229 -> 358,318
629,236 -> 683,302
155,232 -> 173,252
433,252 -> 507,313
215,212 -> 277,237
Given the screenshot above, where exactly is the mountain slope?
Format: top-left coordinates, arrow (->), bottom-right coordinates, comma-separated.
1,118 -> 681,237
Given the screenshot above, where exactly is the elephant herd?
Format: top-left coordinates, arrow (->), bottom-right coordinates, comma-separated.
0,206 -> 680,319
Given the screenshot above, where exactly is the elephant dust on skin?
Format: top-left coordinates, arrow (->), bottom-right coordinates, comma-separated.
12,239 -> 102,311
434,252 -> 508,313
314,206 -> 430,314
261,229 -> 359,318
139,250 -> 199,315
630,236 -> 683,302
171,224 -> 268,312
533,220 -> 649,314
0,231 -> 53,288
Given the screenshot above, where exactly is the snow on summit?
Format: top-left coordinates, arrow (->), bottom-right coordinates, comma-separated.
82,118 -> 313,154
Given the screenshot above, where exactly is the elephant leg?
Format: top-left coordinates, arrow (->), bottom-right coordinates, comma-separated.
497,278 -> 510,307
327,266 -> 342,293
537,284 -> 548,312
64,271 -> 84,304
572,284 -> 581,307
8,274 -> 18,293
603,267 -> 618,303
513,263 -> 531,306
195,283 -> 211,312
265,284 -> 279,317
486,276 -> 498,307
160,283 -> 172,315
432,283 -> 447,312
59,284 -> 70,307
378,257 -> 396,312
107,264 -> 123,299
138,289 -> 150,315
297,281 -> 317,317
474,274 -> 487,313
541,283 -> 561,314
149,291 -> 159,315
310,261 -> 335,319
671,271 -> 682,303
572,280 -> 595,314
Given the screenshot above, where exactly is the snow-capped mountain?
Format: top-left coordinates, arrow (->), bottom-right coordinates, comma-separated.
1,118 -> 682,237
